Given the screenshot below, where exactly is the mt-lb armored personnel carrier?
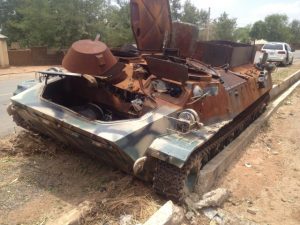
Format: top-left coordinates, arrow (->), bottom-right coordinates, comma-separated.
8,0 -> 273,201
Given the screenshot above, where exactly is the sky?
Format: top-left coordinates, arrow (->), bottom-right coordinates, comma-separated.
185,0 -> 300,26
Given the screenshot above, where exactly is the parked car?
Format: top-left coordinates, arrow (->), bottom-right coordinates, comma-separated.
261,42 -> 295,66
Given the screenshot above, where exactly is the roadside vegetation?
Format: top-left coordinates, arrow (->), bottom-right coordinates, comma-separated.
0,0 -> 300,49
272,60 -> 300,84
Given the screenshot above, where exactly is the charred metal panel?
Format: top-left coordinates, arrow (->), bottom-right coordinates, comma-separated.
171,22 -> 199,58
230,46 -> 256,67
193,41 -> 255,68
200,42 -> 233,67
218,70 -> 247,90
145,56 -> 189,83
130,0 -> 172,51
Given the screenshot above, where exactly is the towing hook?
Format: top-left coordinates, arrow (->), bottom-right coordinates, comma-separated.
7,104 -> 15,116
133,156 -> 147,176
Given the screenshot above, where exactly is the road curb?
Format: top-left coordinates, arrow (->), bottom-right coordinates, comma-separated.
270,69 -> 300,100
197,71 -> 300,194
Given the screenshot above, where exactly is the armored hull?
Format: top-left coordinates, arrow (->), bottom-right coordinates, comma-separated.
8,0 -> 273,201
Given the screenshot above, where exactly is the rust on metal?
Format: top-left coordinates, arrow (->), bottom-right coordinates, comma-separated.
145,56 -> 189,84
130,0 -> 172,51
170,22 -> 199,58
62,39 -> 118,76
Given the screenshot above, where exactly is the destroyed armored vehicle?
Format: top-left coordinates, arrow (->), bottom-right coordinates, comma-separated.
8,0 -> 273,201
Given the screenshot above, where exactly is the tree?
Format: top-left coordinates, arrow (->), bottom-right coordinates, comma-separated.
104,0 -> 134,47
213,12 -> 237,41
290,20 -> 300,44
234,25 -> 251,43
170,0 -> 181,21
2,0 -> 131,48
181,0 -> 208,28
0,0 -> 24,28
249,20 -> 266,40
263,14 -> 290,42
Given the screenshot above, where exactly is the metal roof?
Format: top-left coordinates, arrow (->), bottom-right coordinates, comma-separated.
0,34 -> 8,39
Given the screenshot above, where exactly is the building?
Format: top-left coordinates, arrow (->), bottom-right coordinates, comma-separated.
0,34 -> 10,68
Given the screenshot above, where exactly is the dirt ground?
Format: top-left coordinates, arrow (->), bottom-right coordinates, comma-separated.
0,132 -> 162,225
216,87 -> 300,225
0,66 -> 60,76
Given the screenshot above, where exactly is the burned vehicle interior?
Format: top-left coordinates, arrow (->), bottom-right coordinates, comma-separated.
40,38 -> 257,123
40,54 -> 208,122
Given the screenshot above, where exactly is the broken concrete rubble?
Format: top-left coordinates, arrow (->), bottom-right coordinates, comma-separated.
195,188 -> 230,209
119,214 -> 134,225
185,211 -> 195,221
203,208 -> 258,225
143,201 -> 184,225
46,201 -> 95,225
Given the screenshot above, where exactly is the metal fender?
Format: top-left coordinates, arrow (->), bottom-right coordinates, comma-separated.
147,132 -> 208,168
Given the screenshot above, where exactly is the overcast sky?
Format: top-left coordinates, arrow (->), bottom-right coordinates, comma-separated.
185,0 -> 300,26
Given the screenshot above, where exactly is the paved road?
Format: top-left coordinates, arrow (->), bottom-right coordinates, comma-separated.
294,50 -> 300,60
0,73 -> 35,137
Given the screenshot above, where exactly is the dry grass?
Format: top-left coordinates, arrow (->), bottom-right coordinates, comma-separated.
0,131 -> 60,157
0,132 -> 163,225
271,61 -> 300,84
85,177 -> 162,225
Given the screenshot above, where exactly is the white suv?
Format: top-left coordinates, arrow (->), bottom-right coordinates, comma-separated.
261,42 -> 294,66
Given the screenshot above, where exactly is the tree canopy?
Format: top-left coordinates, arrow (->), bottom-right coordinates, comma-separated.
213,12 -> 237,41
290,20 -> 300,44
0,0 -> 133,48
169,0 -> 181,21
0,0 -> 299,48
264,14 -> 290,42
180,0 -> 209,28
250,21 -> 266,40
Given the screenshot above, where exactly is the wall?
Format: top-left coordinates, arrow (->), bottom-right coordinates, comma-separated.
8,47 -> 64,66
291,43 -> 300,50
0,39 -> 10,68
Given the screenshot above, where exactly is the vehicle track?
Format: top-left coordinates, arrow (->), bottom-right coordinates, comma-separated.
153,93 -> 270,202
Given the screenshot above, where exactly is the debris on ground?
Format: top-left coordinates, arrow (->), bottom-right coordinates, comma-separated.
47,201 -> 95,225
203,208 -> 258,225
185,211 -> 195,221
143,201 -> 184,225
119,214 -> 134,225
194,188 -> 230,210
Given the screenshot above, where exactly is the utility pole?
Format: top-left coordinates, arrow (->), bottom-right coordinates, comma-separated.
206,7 -> 211,41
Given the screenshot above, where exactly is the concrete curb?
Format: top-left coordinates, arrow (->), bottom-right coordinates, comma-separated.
197,72 -> 300,194
270,70 -> 300,100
